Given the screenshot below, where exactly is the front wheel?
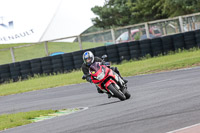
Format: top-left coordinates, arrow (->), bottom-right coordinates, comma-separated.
124,89 -> 131,99
108,84 -> 126,101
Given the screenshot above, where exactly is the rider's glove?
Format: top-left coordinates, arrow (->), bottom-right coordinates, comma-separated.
86,77 -> 92,83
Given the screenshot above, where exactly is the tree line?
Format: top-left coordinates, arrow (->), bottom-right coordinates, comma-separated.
91,0 -> 200,29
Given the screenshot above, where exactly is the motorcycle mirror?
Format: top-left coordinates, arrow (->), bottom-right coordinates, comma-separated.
102,55 -> 107,59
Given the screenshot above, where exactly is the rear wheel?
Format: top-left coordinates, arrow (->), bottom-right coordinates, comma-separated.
108,84 -> 126,101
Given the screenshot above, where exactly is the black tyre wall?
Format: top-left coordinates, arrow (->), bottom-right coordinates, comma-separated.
116,42 -> 130,62
73,51 -> 83,69
106,45 -> 120,63
41,57 -> 53,75
150,38 -> 163,56
195,29 -> 200,47
128,41 -> 141,60
139,39 -> 152,57
62,53 -> 75,72
172,33 -> 185,50
94,46 -> 107,59
51,55 -> 63,73
9,62 -> 21,81
20,61 -> 32,79
183,31 -> 197,49
161,35 -> 174,54
0,64 -> 11,82
30,58 -> 42,75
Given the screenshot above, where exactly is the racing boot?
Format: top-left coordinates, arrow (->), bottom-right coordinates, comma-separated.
106,92 -> 112,98
121,77 -> 128,84
112,67 -> 128,84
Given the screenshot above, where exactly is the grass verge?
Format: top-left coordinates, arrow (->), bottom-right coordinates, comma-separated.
0,110 -> 57,131
0,42 -> 104,65
1,48 -> 200,96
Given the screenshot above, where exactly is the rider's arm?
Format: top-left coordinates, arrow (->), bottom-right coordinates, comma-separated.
94,57 -> 103,62
81,64 -> 92,83
94,57 -> 106,64
94,56 -> 110,66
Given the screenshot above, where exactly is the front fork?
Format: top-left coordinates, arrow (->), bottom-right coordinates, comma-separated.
113,71 -> 125,87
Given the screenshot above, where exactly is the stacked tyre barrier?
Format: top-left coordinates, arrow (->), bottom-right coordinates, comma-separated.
150,38 -> 163,56
106,44 -> 120,63
31,58 -> 42,75
172,33 -> 185,50
73,51 -> 84,69
161,35 -> 174,54
1,29 -> 200,84
128,41 -> 141,59
116,42 -> 131,62
94,46 -> 107,60
0,64 -> 11,83
62,53 -> 74,72
140,39 -> 152,57
41,57 -> 53,75
10,62 -> 21,82
52,55 -> 63,74
20,61 -> 32,79
184,31 -> 197,49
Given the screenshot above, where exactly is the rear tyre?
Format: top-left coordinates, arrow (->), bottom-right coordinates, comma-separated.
108,84 -> 126,101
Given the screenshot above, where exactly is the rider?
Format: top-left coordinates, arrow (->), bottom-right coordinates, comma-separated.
81,51 -> 128,98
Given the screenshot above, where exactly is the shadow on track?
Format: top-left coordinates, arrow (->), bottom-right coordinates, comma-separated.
93,100 -> 121,107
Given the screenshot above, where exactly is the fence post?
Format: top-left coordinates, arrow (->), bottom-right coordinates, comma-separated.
10,47 -> 16,63
111,28 -> 116,44
145,23 -> 150,38
44,41 -> 49,56
179,16 -> 184,32
127,28 -> 132,40
163,22 -> 167,35
101,36 -> 105,43
78,35 -> 83,50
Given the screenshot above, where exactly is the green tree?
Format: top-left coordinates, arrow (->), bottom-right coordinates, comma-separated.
91,0 -> 135,29
127,0 -> 168,23
163,0 -> 200,17
91,0 -> 200,29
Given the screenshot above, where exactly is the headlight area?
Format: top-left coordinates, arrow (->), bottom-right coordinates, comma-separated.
97,68 -> 105,80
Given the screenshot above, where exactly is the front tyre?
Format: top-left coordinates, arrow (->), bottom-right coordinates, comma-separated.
108,84 -> 126,101
124,89 -> 131,99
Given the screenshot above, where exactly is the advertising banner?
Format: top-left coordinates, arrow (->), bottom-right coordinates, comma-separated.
0,0 -> 60,44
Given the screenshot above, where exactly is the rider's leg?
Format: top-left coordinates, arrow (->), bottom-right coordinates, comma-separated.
111,67 -> 128,83
96,85 -> 111,98
96,85 -> 103,93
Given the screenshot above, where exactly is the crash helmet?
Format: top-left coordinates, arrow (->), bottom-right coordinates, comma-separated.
83,51 -> 94,66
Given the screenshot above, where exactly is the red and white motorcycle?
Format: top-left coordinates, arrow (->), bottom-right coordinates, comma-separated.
83,55 -> 131,101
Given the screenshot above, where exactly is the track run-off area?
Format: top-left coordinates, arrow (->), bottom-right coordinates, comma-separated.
1,67 -> 200,133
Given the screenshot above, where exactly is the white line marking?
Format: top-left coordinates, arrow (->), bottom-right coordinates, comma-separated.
166,123 -> 200,133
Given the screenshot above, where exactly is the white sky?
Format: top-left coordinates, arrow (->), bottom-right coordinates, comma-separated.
41,0 -> 106,41
0,0 -> 105,43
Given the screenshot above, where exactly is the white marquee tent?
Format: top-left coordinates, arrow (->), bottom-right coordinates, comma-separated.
0,0 -> 103,44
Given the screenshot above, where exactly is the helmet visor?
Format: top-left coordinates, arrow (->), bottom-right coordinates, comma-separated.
86,58 -> 92,63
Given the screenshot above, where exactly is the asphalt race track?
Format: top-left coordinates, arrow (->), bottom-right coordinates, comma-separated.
1,67 -> 200,133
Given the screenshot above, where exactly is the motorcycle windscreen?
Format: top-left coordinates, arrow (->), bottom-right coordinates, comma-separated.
89,62 -> 101,75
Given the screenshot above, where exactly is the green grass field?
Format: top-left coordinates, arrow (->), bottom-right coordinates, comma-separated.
0,42 -> 104,65
0,110 -> 57,131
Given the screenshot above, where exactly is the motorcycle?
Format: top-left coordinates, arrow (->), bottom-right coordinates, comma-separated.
82,55 -> 131,101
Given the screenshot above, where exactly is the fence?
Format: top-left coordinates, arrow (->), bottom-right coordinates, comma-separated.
1,12 -> 200,65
